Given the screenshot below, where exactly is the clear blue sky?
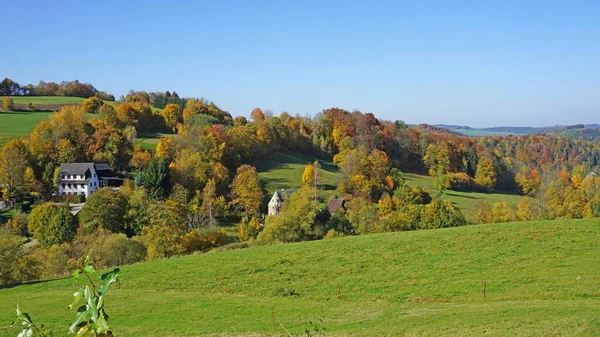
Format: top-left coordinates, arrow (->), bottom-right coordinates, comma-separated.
2,0 -> 599,127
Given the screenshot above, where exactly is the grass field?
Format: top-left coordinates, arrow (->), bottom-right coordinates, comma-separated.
255,152 -> 341,207
135,133 -> 173,150
1,219 -> 598,336
10,96 -> 86,105
404,173 -> 523,221
0,112 -> 96,148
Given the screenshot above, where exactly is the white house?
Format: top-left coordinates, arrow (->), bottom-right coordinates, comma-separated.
268,189 -> 297,215
57,163 -> 113,198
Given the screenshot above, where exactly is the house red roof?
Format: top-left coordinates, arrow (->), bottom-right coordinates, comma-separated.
328,199 -> 345,213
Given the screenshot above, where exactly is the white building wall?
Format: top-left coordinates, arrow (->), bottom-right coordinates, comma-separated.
57,168 -> 101,198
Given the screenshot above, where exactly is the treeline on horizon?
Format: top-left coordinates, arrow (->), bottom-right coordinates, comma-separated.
3,79 -> 600,285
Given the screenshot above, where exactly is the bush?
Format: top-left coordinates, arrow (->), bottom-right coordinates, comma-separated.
27,102 -> 35,111
0,234 -> 39,285
182,228 -> 230,254
445,172 -> 473,191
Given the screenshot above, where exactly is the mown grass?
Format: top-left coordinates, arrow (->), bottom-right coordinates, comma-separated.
9,96 -> 86,105
135,133 -> 173,150
0,112 -> 96,148
255,152 -> 341,207
1,219 -> 599,336
404,173 -> 523,221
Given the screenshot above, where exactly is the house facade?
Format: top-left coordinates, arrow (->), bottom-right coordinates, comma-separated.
268,189 -> 298,215
57,163 -> 111,198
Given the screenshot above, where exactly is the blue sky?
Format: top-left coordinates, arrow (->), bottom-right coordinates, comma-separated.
2,0 -> 599,127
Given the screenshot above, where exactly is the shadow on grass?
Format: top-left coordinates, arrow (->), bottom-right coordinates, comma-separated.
0,276 -> 70,290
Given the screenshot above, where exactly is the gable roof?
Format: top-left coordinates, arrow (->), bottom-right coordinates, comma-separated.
94,163 -> 111,171
58,163 -> 95,175
328,199 -> 345,213
273,189 -> 298,202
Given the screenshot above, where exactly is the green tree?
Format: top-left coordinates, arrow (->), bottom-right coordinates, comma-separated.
346,196 -> 379,234
143,158 -> 171,199
79,188 -> 128,234
28,203 -> 77,247
0,234 -> 38,285
259,188 -> 323,242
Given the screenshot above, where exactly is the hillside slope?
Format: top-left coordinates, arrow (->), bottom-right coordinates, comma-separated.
1,219 -> 599,336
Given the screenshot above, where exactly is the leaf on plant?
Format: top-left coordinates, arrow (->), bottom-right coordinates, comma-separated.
84,264 -> 96,275
98,269 -> 120,296
69,290 -> 83,310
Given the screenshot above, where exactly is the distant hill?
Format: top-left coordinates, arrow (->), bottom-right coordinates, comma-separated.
432,123 -> 600,137
543,125 -> 600,141
411,123 -> 463,135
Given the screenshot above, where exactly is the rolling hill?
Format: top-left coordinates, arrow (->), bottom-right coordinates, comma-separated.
1,219 -> 598,336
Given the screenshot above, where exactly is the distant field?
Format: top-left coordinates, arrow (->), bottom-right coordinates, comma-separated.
10,96 -> 86,105
404,173 -> 523,221
454,128 -> 523,137
1,219 -> 598,336
0,111 -> 95,148
136,133 -> 173,150
255,152 -> 341,207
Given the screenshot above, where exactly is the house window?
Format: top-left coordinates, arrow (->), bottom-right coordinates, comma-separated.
67,184 -> 71,188
61,175 -> 65,179
62,184 -> 65,188
80,184 -> 84,188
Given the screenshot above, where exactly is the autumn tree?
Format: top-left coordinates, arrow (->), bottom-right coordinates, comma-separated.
28,203 -> 77,247
346,196 -> 379,234
230,165 -> 263,218
2,96 -> 14,111
143,200 -> 187,259
0,139 -> 30,200
250,108 -> 266,121
473,200 -> 494,224
162,103 -> 183,132
130,144 -> 152,170
475,156 -> 497,191
492,202 -> 514,223
81,96 -> 104,114
301,163 -> 316,187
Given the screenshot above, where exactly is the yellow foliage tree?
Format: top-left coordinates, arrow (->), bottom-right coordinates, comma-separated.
2,96 -> 14,111
162,103 -> 183,132
475,157 -> 496,191
230,165 -> 263,218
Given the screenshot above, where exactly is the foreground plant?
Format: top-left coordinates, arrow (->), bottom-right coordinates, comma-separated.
12,251 -> 120,337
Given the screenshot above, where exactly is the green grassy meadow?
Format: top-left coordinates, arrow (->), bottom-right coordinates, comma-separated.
255,152 -> 341,207
10,96 -> 86,105
404,173 -> 523,221
1,219 -> 599,336
135,133 -> 173,150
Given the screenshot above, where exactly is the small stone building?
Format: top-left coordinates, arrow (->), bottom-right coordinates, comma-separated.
268,189 -> 298,215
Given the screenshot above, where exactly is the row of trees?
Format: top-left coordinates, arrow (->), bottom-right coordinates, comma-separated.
475,170 -> 600,224
0,77 -> 114,100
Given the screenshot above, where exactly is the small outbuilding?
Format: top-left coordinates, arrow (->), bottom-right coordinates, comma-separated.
328,198 -> 346,214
